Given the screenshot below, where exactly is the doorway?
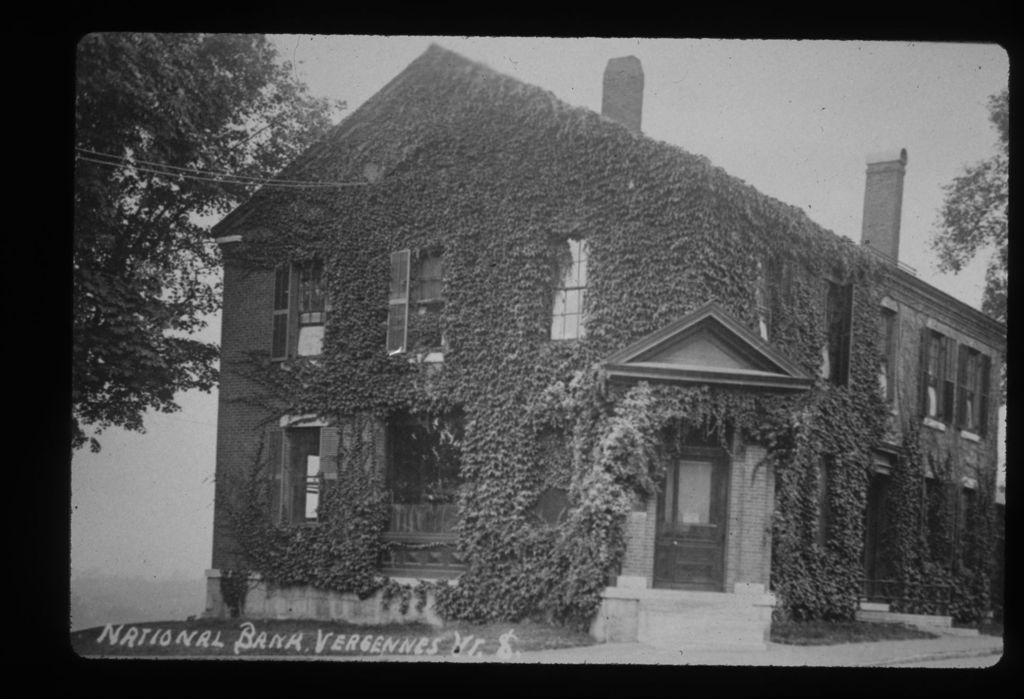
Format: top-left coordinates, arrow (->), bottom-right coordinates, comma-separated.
654,449 -> 729,590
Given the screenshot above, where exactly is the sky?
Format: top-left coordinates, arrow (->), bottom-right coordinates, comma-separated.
70,36 -> 1008,584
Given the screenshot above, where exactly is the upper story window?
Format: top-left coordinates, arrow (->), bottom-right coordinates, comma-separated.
822,281 -> 853,386
878,307 -> 897,402
956,345 -> 991,436
754,260 -> 770,341
297,259 -> 326,356
551,238 -> 588,341
919,328 -> 955,423
387,249 -> 445,355
272,258 -> 329,360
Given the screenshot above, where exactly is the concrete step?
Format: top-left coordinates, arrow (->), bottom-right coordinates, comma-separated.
592,585 -> 775,650
858,601 -> 890,613
856,609 -> 953,629
635,592 -> 773,651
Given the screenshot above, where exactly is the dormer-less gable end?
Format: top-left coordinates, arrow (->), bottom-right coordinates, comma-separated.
603,302 -> 813,391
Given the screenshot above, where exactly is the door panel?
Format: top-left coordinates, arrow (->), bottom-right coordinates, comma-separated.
655,454 -> 728,590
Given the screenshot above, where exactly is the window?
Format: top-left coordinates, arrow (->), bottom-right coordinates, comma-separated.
271,259 -> 329,359
296,259 -> 326,356
387,413 -> 463,508
288,427 -> 321,522
530,487 -> 570,525
551,239 -> 588,340
919,329 -> 956,422
386,249 -> 445,354
267,425 -> 339,524
823,281 -> 853,386
957,346 -> 991,435
878,308 -> 897,402
755,259 -> 770,340
383,411 -> 465,573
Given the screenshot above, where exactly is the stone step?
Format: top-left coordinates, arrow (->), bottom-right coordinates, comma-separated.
858,601 -> 891,613
855,609 -> 953,629
639,608 -> 771,651
592,585 -> 775,649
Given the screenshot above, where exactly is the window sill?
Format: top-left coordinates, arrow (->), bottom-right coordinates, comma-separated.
959,430 -> 981,443
922,417 -> 947,432
406,351 -> 444,364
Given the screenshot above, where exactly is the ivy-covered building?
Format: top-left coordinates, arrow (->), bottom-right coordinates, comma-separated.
204,45 -> 1005,648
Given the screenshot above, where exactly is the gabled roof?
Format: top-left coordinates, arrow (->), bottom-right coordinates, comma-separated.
210,44 -> 1004,344
602,302 -> 813,391
211,44 -> 833,244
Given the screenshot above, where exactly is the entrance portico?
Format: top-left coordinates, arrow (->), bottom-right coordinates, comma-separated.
591,302 -> 811,649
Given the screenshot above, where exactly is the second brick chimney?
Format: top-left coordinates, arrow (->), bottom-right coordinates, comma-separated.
602,56 -> 644,134
861,148 -> 908,263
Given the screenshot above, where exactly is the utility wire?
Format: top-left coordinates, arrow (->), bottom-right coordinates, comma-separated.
76,148 -> 370,188
77,147 -> 341,185
79,147 -> 303,184
77,156 -> 350,189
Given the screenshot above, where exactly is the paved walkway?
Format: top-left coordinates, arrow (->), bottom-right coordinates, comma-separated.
349,632 -> 1003,666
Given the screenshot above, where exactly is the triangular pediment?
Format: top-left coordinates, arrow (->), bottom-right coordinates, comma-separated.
603,302 -> 812,391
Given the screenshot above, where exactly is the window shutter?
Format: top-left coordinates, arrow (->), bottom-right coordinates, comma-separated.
918,326 -> 931,416
320,426 -> 339,482
267,429 -> 284,522
279,431 -> 293,525
979,354 -> 992,437
272,265 -> 291,360
387,250 -> 410,354
942,336 -> 956,423
956,345 -> 969,429
373,418 -> 387,477
840,284 -> 854,385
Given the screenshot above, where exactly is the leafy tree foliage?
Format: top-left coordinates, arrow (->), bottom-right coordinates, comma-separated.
933,88 -> 1008,324
74,33 -> 340,451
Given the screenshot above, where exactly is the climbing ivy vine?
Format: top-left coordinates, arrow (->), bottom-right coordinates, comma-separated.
218,46 -> 998,626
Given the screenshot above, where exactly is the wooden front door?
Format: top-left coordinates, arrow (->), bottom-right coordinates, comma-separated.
654,451 -> 729,590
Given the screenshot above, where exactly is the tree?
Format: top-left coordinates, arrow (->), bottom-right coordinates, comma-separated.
74,33 -> 341,451
932,88 -> 1008,324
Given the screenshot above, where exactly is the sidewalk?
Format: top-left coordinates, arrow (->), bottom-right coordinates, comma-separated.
349,632 -> 1003,666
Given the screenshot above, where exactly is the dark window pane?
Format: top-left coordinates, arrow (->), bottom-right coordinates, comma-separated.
532,488 -> 570,525
274,265 -> 290,311
272,314 -> 288,359
388,413 -> 463,506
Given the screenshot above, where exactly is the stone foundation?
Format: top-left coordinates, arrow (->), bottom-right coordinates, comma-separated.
203,569 -> 445,627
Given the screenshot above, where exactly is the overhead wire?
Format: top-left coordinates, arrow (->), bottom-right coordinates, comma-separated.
75,147 -> 370,189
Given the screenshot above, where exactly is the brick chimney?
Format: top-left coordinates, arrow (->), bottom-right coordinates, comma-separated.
602,56 -> 644,134
861,148 -> 908,262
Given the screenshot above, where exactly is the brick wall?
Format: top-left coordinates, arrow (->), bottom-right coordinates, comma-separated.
724,440 -> 772,590
620,497 -> 657,582
210,251 -> 279,571
883,292 -> 1001,488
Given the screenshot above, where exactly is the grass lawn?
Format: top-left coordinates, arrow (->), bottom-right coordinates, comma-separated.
771,620 -> 939,646
70,617 -> 594,659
